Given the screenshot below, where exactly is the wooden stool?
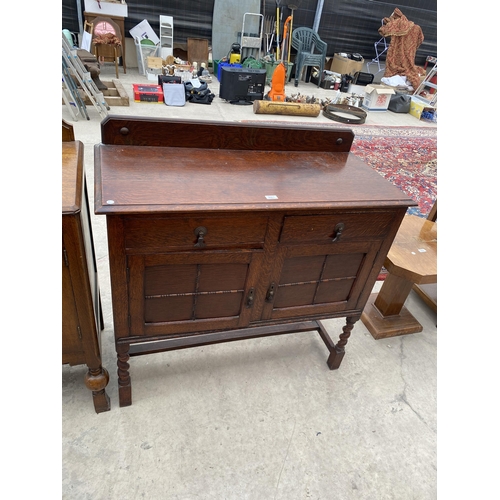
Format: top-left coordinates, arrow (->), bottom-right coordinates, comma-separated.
361,215 -> 437,339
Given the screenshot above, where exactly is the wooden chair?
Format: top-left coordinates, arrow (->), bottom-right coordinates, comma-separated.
84,20 -> 93,37
91,16 -> 124,78
361,200 -> 437,339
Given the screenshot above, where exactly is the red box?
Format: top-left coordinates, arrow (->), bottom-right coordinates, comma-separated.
133,84 -> 164,103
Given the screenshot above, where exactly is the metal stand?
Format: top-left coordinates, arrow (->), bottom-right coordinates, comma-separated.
366,20 -> 388,76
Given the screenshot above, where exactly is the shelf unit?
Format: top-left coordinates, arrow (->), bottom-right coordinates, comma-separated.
159,15 -> 174,59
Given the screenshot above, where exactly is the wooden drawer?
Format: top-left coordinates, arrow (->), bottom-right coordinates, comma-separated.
124,215 -> 269,252
279,211 -> 395,245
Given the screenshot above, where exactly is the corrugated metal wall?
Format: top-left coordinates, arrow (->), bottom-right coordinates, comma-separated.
62,0 -> 437,65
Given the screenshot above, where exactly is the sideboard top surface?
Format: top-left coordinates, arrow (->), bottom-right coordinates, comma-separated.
95,145 -> 415,214
94,117 -> 415,215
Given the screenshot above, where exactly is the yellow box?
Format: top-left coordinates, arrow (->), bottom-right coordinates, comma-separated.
409,96 -> 436,119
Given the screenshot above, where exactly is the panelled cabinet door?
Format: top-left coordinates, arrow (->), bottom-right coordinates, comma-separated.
263,241 -> 381,321
128,250 -> 264,337
62,249 -> 84,365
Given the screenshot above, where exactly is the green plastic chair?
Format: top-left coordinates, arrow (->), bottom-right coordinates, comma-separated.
291,27 -> 327,87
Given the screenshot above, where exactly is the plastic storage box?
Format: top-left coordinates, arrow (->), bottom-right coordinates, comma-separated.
133,84 -> 164,103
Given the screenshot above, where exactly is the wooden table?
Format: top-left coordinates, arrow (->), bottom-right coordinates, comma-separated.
62,141 -> 110,413
94,116 -> 415,407
361,215 -> 437,339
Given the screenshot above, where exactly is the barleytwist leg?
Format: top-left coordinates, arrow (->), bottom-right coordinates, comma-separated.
327,315 -> 360,370
117,343 -> 132,407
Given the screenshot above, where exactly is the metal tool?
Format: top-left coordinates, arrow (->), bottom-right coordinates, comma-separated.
287,3 -> 300,63
264,15 -> 275,54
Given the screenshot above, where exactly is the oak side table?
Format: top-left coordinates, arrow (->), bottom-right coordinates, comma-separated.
361,215 -> 437,339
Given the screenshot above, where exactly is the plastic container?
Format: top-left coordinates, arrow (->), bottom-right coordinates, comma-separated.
217,62 -> 243,81
134,38 -> 159,75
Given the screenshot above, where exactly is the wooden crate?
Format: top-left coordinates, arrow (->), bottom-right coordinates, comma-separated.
72,79 -> 129,107
94,79 -> 129,106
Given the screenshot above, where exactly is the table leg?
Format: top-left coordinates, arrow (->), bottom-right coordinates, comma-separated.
117,343 -> 132,407
84,366 -> 110,413
326,316 -> 359,369
361,272 -> 423,339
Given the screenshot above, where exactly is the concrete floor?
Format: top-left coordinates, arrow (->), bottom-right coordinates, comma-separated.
62,66 -> 437,499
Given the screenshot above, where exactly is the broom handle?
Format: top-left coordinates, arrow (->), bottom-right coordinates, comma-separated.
288,11 -> 293,63
276,5 -> 280,60
281,16 -> 292,63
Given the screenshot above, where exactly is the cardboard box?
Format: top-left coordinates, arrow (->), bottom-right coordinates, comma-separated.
409,95 -> 436,119
347,83 -> 367,95
146,68 -> 162,81
133,84 -> 164,103
130,20 -> 160,45
362,84 -> 396,111
147,57 -> 163,70
146,57 -> 163,81
84,0 -> 128,17
329,54 -> 364,76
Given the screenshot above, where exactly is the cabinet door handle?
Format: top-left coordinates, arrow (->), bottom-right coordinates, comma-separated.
266,282 -> 276,302
246,288 -> 255,308
194,226 -> 207,248
331,222 -> 345,243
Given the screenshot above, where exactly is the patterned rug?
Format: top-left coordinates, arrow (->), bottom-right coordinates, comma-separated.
242,121 -> 437,218
298,125 -> 437,280
350,126 -> 437,218
349,126 -> 437,279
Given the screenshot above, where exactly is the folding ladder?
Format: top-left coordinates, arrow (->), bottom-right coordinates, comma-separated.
62,34 -> 109,120
413,61 -> 437,106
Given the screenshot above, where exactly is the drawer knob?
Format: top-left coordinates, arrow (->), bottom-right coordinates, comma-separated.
194,226 -> 207,248
332,222 -> 345,242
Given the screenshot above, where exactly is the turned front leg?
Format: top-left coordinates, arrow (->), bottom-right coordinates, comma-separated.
117,343 -> 132,407
84,366 -> 110,413
327,315 -> 359,370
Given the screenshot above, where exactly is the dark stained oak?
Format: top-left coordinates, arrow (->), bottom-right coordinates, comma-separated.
95,116 -> 416,407
63,141 -> 110,413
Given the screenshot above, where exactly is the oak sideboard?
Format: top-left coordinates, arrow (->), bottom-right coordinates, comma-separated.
95,116 -> 415,407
